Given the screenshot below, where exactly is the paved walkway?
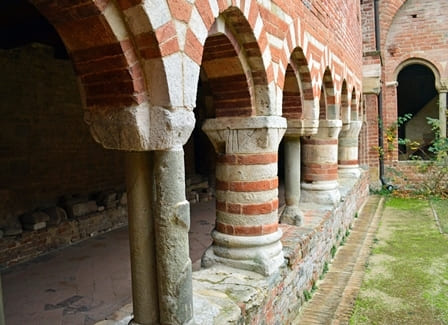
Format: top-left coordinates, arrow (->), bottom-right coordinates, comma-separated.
295,195 -> 384,324
2,200 -> 216,325
2,195 -> 383,325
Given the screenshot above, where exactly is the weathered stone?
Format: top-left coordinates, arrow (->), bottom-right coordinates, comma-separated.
67,201 -> 98,218
97,191 -> 118,209
23,221 -> 46,231
119,192 -> 127,206
86,104 -> 195,151
4,226 -> 23,236
20,211 -> 50,225
43,207 -> 67,226
153,149 -> 194,324
281,136 -> 304,226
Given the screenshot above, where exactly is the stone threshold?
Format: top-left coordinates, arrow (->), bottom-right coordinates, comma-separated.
97,173 -> 369,324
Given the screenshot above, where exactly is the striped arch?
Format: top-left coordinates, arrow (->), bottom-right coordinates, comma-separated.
198,8 -> 271,117
282,63 -> 303,119
29,0 -> 148,111
341,80 -> 350,125
180,1 -> 273,114
282,48 -> 315,120
200,29 -> 253,117
350,88 -> 359,121
319,85 -> 327,120
322,68 -> 337,120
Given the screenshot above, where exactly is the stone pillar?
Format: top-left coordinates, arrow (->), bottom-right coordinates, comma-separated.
153,149 -> 194,325
338,120 -> 363,178
125,152 -> 159,325
280,119 -> 318,226
301,119 -> 342,206
202,116 -> 287,276
439,91 -> 447,138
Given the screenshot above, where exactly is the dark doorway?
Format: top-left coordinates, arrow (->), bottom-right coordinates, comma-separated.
397,64 -> 438,159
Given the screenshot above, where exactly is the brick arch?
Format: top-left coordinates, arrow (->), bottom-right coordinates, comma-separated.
200,33 -> 252,117
350,87 -> 359,120
319,85 -> 327,120
380,0 -> 407,50
393,58 -> 442,90
291,48 -> 317,121
281,47 -> 315,120
282,63 -> 303,119
197,8 -> 271,116
30,0 -> 148,111
341,80 -> 349,125
322,68 -> 337,120
180,3 -> 272,114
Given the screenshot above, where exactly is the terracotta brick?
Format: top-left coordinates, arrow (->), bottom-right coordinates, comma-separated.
154,21 -> 177,44
216,178 -> 278,192
216,222 -> 278,236
167,0 -> 193,23
185,29 -> 203,65
195,0 -> 215,28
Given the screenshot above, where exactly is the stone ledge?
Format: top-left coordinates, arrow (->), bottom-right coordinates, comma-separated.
98,171 -> 369,324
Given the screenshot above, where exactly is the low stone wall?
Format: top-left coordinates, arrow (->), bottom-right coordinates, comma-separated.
192,171 -> 369,324
0,203 -> 128,269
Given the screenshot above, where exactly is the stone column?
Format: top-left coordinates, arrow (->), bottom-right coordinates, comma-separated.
280,119 -> 318,226
125,152 -> 159,325
338,120 -> 363,178
153,148 -> 194,325
202,116 -> 287,276
439,91 -> 447,138
301,119 -> 342,206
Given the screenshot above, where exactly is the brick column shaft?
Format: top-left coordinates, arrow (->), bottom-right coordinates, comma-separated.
301,119 -> 342,205
202,116 -> 286,275
338,120 -> 363,178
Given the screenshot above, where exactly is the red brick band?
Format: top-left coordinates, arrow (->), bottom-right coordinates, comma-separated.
216,222 -> 278,236
216,153 -> 278,165
302,163 -> 338,182
216,178 -> 278,192
216,198 -> 279,215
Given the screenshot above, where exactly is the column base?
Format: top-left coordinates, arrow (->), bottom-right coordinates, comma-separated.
338,166 -> 362,178
201,230 -> 285,276
280,205 -> 304,226
301,181 -> 341,206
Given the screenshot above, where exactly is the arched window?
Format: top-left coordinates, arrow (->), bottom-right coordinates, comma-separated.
397,64 -> 438,159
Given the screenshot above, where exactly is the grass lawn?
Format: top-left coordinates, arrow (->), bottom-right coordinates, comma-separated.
350,197 -> 448,325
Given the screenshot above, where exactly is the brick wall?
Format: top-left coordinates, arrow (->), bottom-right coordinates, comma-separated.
381,0 -> 448,159
0,44 -> 126,255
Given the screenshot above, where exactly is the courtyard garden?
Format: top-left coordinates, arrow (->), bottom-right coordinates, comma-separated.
349,196 -> 448,324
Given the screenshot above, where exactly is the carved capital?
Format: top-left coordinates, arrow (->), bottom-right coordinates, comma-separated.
313,119 -> 343,139
85,103 -> 195,151
202,116 -> 287,154
285,119 -> 319,138
339,120 -> 363,141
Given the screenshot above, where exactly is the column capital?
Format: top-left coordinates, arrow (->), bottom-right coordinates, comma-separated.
339,120 -> 363,138
313,119 -> 343,139
202,116 -> 287,154
285,119 -> 319,138
86,103 -> 195,151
